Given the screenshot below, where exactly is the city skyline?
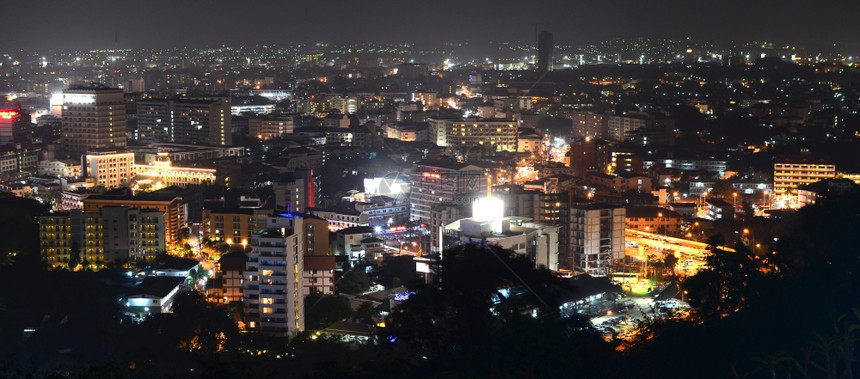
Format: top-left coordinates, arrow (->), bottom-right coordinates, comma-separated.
5,0 -> 860,54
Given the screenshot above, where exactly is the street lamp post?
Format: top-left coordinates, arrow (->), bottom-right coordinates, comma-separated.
743,228 -> 756,253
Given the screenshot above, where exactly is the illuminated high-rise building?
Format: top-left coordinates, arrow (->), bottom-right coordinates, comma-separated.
62,84 -> 127,157
170,99 -> 231,146
537,30 -> 553,72
136,98 -> 231,146
244,215 -> 306,336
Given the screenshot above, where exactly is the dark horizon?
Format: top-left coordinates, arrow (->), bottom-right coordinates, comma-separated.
4,0 -> 860,54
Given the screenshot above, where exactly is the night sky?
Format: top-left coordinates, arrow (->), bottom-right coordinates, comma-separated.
5,0 -> 860,52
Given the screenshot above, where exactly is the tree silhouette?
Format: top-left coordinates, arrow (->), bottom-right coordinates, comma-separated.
683,236 -> 770,321
380,243 -> 609,377
663,252 -> 678,277
304,291 -> 352,329
338,268 -> 371,294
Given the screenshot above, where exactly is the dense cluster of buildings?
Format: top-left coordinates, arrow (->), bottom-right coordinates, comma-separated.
2,37 -> 860,338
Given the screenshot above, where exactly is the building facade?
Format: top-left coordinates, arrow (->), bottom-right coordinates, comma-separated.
410,161 -> 487,226
444,118 -> 518,153
62,85 -> 127,157
0,107 -> 31,145
137,98 -> 231,146
82,192 -> 186,245
773,156 -> 836,204
39,206 -> 165,269
244,225 -> 305,335
569,204 -> 626,277
83,150 -> 135,188
202,208 -> 270,248
302,255 -> 336,295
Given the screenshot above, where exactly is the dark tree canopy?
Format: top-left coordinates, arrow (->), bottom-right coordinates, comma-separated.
304,291 -> 352,330
338,268 -> 372,294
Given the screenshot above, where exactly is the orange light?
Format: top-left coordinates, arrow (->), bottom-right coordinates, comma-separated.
0,111 -> 17,119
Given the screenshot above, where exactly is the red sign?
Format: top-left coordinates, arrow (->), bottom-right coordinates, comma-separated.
422,172 -> 440,180
0,111 -> 17,119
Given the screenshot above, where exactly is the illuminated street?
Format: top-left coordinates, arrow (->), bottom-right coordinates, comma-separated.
625,229 -> 735,276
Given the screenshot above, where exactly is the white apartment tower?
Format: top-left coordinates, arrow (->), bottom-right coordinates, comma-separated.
244,215 -> 305,335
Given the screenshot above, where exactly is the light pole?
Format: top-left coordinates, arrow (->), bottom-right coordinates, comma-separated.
743,228 -> 756,253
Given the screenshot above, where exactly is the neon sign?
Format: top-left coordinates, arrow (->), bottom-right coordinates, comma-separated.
0,111 -> 17,119
394,291 -> 417,301
422,172 -> 441,180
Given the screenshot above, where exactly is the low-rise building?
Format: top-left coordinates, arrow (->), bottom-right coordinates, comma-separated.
203,207 -> 270,248
310,208 -> 368,231
214,252 -> 248,303
335,226 -> 375,261
625,206 -> 682,236
303,255 -> 336,295
125,276 -> 186,315
796,178 -> 859,208
39,159 -> 82,178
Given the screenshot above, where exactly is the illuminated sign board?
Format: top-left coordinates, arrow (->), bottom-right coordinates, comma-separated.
63,94 -> 96,105
0,111 -> 17,119
422,172 -> 441,180
473,197 -> 504,221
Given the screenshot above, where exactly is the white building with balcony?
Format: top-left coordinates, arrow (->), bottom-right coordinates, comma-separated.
244,217 -> 305,336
